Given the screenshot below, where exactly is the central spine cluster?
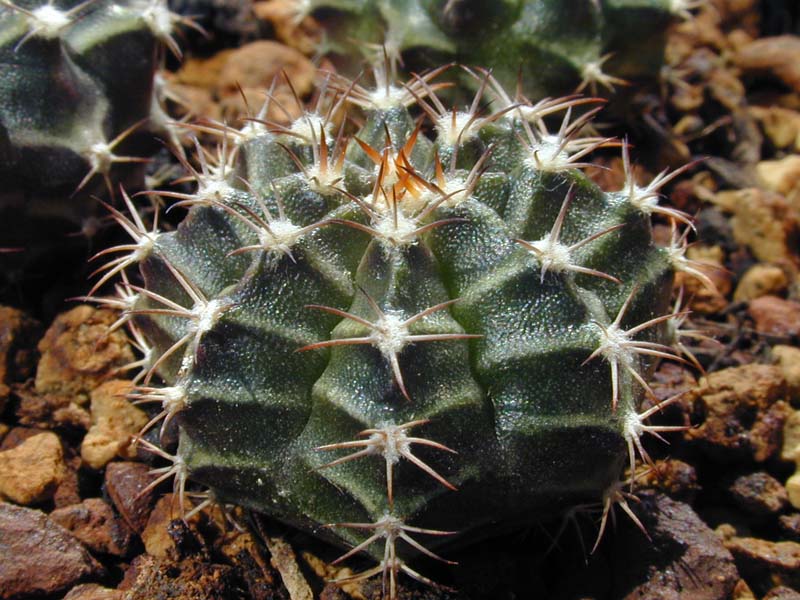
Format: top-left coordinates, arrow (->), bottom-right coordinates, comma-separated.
91,65 -> 701,597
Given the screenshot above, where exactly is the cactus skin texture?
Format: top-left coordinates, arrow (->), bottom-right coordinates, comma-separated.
99,68 -> 701,597
301,0 -> 703,98
0,0 -> 184,234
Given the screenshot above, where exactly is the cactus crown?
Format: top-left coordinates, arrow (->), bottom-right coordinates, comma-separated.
92,63 -> 701,598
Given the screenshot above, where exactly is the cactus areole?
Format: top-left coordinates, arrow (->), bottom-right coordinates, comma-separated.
96,66 -> 698,596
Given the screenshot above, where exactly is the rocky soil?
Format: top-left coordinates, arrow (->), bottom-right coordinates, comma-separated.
2,0 -> 800,598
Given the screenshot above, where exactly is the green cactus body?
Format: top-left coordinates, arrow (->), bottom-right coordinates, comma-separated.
302,0 -> 700,98
102,69 -> 696,596
0,0 -> 181,234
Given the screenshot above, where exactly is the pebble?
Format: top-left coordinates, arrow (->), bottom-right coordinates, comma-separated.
0,502 -> 102,599
725,536 -> 800,593
34,305 -> 133,402
729,472 -> 790,517
735,36 -> 800,93
141,494 -> 198,558
0,431 -> 66,505
0,305 -> 40,410
50,498 -> 133,557
104,461 -> 158,534
252,0 -> 322,55
611,493 -> 739,600
683,364 -> 791,462
782,409 -> 800,508
712,188 -> 799,264
63,584 -> 123,600
764,587 -> 800,600
120,554 -> 243,600
749,105 -> 800,151
773,346 -> 800,401
733,264 -> 788,302
757,154 -> 800,200
81,380 -> 147,470
748,295 -> 800,338
779,513 -> 800,541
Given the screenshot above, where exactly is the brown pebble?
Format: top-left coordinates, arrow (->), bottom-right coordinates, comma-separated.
634,458 -> 700,501
105,461 -> 158,533
684,364 -> 791,462
51,498 -> 133,557
0,502 -> 103,599
612,493 -> 739,600
729,472 -> 790,517
0,306 -> 41,409
779,513 -> 800,541
713,188 -> 800,264
35,305 -> 133,401
764,587 -> 800,600
757,155 -> 800,199
141,494 -> 199,558
725,537 -> 800,592
14,381 -> 92,431
735,36 -> 800,93
63,584 -> 123,600
748,296 -> 800,338
732,578 -> 757,600
81,380 -> 147,470
120,554 -> 244,600
0,431 -> 66,505
773,346 -> 800,401
733,264 -> 788,302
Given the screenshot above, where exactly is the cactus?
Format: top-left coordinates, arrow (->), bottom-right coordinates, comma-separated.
94,66 -> 703,597
0,0 -> 191,238
298,0 -> 705,99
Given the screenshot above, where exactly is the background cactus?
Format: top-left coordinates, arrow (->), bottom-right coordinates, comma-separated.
96,66 -> 702,597
0,0 -> 188,240
299,0 -> 703,99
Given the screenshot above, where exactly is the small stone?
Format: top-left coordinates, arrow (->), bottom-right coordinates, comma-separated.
764,587 -> 800,600
748,296 -> 800,338
0,431 -> 66,505
735,36 -> 800,93
734,264 -> 789,302
783,410 -> 800,462
104,461 -> 158,533
788,473 -> 800,509
757,155 -> 800,200
0,502 -> 102,599
713,188 -> 800,264
35,305 -> 133,402
14,381 -> 92,431
219,530 -> 284,600
725,537 -> 800,593
612,493 -> 739,600
634,458 -> 700,501
779,513 -> 800,541
749,105 -> 800,151
50,498 -> 133,557
732,578 -> 757,600
142,494 -> 198,558
773,346 -> 800,401
729,472 -> 789,517
81,380 -> 147,470
675,245 -> 732,314
253,0 -> 322,55
0,425 -> 44,450
0,305 -> 41,408
63,584 -> 124,600
684,364 -> 792,462
64,583 -> 125,600
120,554 -> 244,600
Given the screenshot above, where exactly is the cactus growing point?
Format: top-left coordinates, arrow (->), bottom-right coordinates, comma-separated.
92,65 -> 703,598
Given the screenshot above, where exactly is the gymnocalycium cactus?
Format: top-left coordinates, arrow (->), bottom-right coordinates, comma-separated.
298,0 -> 705,98
94,65 -> 705,597
0,0 -> 193,233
